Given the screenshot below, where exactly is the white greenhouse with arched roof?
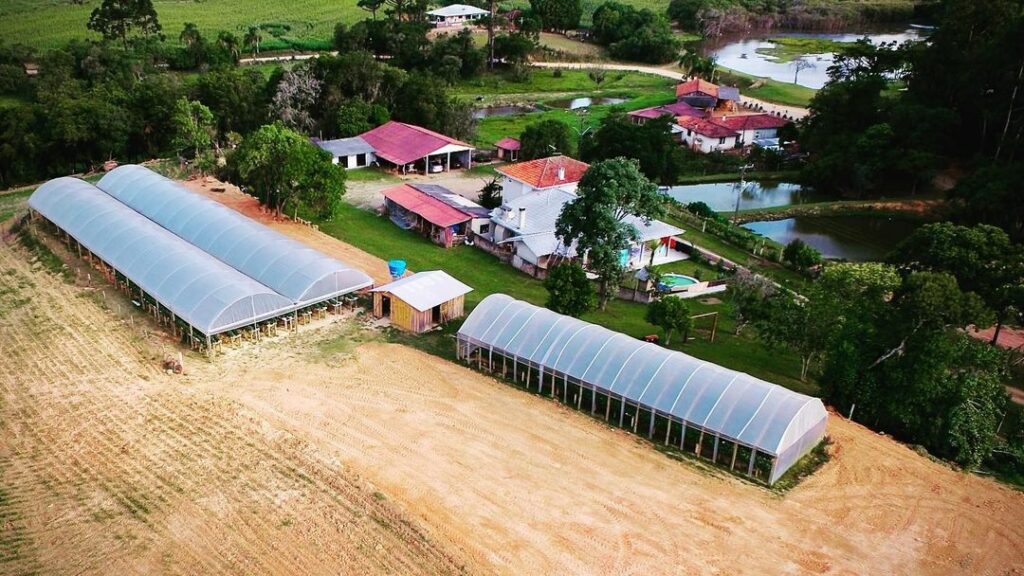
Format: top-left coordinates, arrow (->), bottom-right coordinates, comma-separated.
96,164 -> 372,306
456,294 -> 828,484
29,178 -> 294,337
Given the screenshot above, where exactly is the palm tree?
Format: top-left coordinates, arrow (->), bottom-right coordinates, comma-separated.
218,31 -> 241,62
679,51 -> 716,81
180,22 -> 201,48
244,25 -> 263,57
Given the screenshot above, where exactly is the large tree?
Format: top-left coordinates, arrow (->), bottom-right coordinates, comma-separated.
519,118 -> 573,159
555,157 -> 665,309
170,97 -> 215,160
530,0 -> 582,32
87,0 -> 162,50
270,67 -> 322,134
233,123 -> 346,218
544,263 -> 596,318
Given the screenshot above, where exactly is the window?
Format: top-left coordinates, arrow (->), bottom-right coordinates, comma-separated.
356,153 -> 367,167
718,137 -> 726,144
479,223 -> 490,235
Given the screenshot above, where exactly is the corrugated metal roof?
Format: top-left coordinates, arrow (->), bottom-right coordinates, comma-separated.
371,271 -> 472,311
383,183 -> 473,227
495,137 -> 521,150
315,136 -> 375,157
361,121 -> 474,166
410,184 -> 491,218
427,4 -> 489,17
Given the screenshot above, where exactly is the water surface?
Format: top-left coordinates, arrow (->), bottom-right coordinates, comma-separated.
546,96 -> 627,110
742,215 -> 921,261
665,181 -> 811,212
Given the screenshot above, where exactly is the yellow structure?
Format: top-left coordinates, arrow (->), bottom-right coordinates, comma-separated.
371,271 -> 472,333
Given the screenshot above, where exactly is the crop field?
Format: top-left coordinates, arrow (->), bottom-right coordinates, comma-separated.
1,215 -> 1022,574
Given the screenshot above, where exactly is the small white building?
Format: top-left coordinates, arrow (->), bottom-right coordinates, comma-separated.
716,114 -> 788,147
677,117 -> 739,153
314,136 -> 376,169
427,4 -> 489,27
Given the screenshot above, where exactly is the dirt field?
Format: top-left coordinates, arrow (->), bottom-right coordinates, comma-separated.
0,238 -> 466,575
2,212 -> 1024,575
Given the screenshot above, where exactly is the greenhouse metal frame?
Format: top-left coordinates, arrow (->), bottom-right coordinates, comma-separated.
457,294 -> 828,484
97,164 -> 372,306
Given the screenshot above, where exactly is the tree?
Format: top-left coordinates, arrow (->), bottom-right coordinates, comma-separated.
358,0 -> 386,20
782,238 -> 821,271
791,57 -> 815,84
334,97 -> 389,137
666,0 -> 703,29
233,123 -> 346,218
87,0 -> 162,50
478,177 -> 502,209
889,222 -> 1024,343
588,69 -> 606,87
170,97 -> 215,161
519,118 -> 573,159
244,26 -> 263,57
493,32 -> 535,65
645,296 -> 691,345
555,157 -> 665,309
727,268 -> 776,334
530,0 -> 582,32
217,31 -> 241,63
544,263 -> 596,317
591,2 -> 680,64
270,67 -> 322,134
679,50 -> 716,81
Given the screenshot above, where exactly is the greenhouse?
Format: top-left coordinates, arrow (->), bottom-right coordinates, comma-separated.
457,294 -> 828,484
97,164 -> 373,306
29,178 -> 294,338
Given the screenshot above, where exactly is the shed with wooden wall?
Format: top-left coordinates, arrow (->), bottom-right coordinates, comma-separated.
371,271 -> 472,333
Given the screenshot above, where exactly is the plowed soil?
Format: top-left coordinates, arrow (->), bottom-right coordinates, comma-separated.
0,238 -> 465,575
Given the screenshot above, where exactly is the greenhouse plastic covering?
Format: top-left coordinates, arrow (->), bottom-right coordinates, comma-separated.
459,295 -> 827,466
97,165 -> 373,305
29,178 -> 294,335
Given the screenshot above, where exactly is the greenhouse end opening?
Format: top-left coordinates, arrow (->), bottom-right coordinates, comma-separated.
457,294 -> 828,485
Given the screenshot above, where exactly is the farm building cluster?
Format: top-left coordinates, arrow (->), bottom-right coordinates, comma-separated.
381,155 -> 687,278
457,294 -> 828,484
28,165 -> 374,352
629,78 -> 790,153
314,121 -> 475,174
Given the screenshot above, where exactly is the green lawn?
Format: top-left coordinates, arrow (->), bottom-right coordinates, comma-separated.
0,189 -> 32,222
318,201 -> 814,394
0,0 -> 360,52
714,67 -> 818,108
454,69 -> 675,100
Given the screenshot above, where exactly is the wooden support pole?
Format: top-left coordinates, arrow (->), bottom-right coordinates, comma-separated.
648,410 -> 656,439
747,449 -> 756,476
730,442 -> 739,471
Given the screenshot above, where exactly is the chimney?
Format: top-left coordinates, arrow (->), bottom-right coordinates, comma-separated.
518,207 -> 527,229
557,166 -> 566,181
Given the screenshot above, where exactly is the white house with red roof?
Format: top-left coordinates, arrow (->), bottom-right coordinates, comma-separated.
677,117 -> 740,153
494,155 -> 589,202
715,114 -> 789,146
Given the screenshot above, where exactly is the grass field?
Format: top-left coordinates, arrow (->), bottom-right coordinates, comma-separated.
317,201 -> 814,393
755,37 -> 845,63
0,0 -> 362,52
715,67 -> 818,107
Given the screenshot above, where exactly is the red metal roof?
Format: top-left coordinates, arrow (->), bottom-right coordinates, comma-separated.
676,78 -> 720,99
361,121 -> 474,166
495,137 -> 521,151
628,101 -> 706,120
715,113 -> 789,131
677,116 -> 737,138
382,184 -> 472,228
496,156 -> 589,189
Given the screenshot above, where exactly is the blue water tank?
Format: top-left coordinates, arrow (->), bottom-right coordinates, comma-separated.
388,259 -> 407,279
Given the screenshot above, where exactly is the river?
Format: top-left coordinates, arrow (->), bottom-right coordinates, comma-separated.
742,215 -> 921,261
702,27 -> 925,89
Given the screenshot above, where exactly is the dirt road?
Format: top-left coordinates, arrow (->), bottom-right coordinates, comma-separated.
198,342 -> 1024,576
0,238 -> 466,575
531,61 -> 810,119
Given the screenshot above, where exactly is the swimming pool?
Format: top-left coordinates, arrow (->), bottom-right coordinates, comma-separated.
657,274 -> 699,292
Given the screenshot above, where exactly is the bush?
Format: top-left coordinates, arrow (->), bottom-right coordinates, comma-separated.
782,238 -> 822,270
552,68 -> 563,78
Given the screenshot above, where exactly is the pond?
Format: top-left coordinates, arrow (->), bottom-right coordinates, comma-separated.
742,215 -> 921,261
702,27 -> 924,89
664,181 -> 813,212
472,104 -> 538,119
545,96 -> 627,110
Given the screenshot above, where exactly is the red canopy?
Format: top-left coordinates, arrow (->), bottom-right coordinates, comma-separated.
382,184 -> 472,228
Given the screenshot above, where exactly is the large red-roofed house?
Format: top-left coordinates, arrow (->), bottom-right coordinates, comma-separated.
495,155 -> 590,202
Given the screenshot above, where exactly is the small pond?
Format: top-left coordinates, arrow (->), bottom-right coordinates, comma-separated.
545,96 -> 627,110
664,181 -> 812,212
742,215 -> 921,261
701,27 -> 925,89
472,104 -> 538,119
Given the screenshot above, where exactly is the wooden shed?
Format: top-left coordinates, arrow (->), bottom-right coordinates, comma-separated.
371,271 -> 473,333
